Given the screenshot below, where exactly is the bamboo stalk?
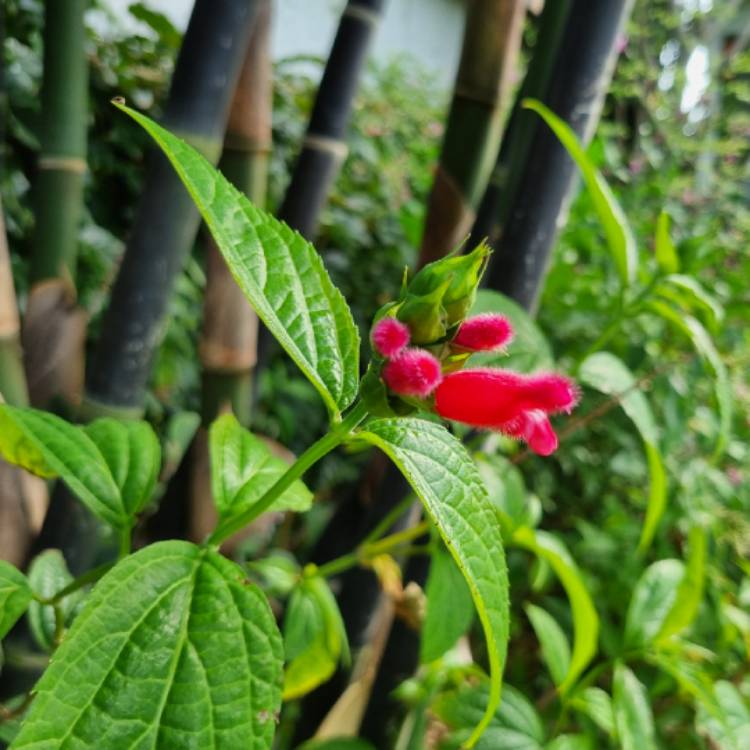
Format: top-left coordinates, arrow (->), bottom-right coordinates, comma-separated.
417,0 -> 527,267
82,0 -> 259,420
22,0 -> 88,408
484,0 -> 636,312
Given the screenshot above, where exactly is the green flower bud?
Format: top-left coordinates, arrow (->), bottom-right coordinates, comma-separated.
396,279 -> 450,344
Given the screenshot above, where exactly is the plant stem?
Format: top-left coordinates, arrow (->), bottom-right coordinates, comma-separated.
35,561 -> 114,606
118,526 -> 132,559
207,401 -> 370,545
360,494 -> 415,546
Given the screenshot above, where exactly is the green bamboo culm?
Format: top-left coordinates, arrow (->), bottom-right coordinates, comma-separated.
417,0 -> 527,267
82,0 -> 259,420
469,0 -> 574,250
200,0 -> 272,427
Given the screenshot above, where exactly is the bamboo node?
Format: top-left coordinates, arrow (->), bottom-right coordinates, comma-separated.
343,4 -> 381,27
37,156 -> 87,174
303,134 -> 349,161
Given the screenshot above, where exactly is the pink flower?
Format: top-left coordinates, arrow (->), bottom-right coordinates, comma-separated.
434,368 -> 579,454
372,317 -> 411,358
453,313 -> 514,352
382,348 -> 443,398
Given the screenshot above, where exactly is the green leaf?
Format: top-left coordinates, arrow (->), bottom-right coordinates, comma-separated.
209,413 -> 312,525
84,418 -> 161,516
0,405 -> 127,528
656,274 -> 723,333
474,453 -> 531,534
570,687 -> 614,736
545,735 -> 594,750
524,99 -> 637,286
421,542 -> 475,663
646,302 -> 732,456
26,550 -> 77,651
0,561 -> 31,639
247,552 -> 301,598
579,352 -> 667,553
283,575 -> 349,700
524,603 -> 571,687
696,680 -> 750,750
654,211 -> 679,273
612,663 -> 656,750
115,102 -> 360,419
359,418 -> 509,748
624,559 -> 685,647
469,290 -> 554,373
10,541 -> 283,750
296,740 -> 376,750
656,527 -> 706,641
512,528 -> 598,695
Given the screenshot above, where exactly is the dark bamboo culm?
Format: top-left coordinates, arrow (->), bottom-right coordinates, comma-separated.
469,0 -> 573,249
418,0 -> 527,267
83,0 -> 259,420
34,0 -> 260,575
190,0 -> 273,545
278,0 -> 388,239
485,0 -> 636,312
22,0 -> 88,408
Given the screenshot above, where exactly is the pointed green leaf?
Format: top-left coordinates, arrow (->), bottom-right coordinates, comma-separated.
209,413 -> 312,524
115,102 -> 359,418
0,405 -> 126,528
359,418 -> 509,748
84,418 -> 161,516
657,273 -> 723,333
26,550 -> 77,651
11,541 -> 283,750
524,99 -> 637,286
579,352 -> 667,553
525,603 -> 571,687
0,561 -> 31,639
512,528 -> 598,695
654,211 -> 679,273
613,663 -> 656,750
570,687 -> 614,736
421,543 -> 475,663
545,735 -> 594,750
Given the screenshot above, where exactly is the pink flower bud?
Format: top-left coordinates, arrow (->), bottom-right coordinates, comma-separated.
500,410 -> 559,456
382,348 -> 443,398
371,317 -> 411,358
453,313 -> 514,352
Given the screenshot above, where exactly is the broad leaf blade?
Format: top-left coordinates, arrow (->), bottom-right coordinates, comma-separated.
524,603 -> 571,688
209,413 -> 312,521
613,663 -> 656,750
359,418 -> 509,748
84,418 -> 161,516
11,541 -> 283,750
579,352 -> 667,553
116,103 -> 360,418
657,273 -> 723,333
26,550 -> 77,651
0,405 -> 126,528
524,99 -> 637,286
0,561 -> 31,639
570,687 -> 614,736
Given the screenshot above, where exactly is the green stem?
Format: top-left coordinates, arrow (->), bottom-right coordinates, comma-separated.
360,494 -> 416,546
365,521 -> 429,557
118,526 -> 132,559
35,561 -> 114,606
207,401 -> 370,545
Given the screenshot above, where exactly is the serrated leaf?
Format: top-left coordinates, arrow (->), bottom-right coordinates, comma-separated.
512,528 -> 598,696
84,418 -> 161,516
524,99 -> 637,286
654,211 -> 679,273
26,550 -> 77,651
469,290 -> 554,373
421,543 -> 474,663
10,541 -> 283,750
579,352 -> 667,553
525,603 -> 571,687
0,405 -> 126,528
359,418 -> 509,748
116,102 -> 359,418
570,687 -> 614,736
613,663 -> 656,750
0,561 -> 31,639
624,559 -> 685,647
209,414 -> 312,525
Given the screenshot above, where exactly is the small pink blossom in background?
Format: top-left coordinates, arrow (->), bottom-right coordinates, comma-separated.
453,313 -> 514,352
382,348 -> 443,398
372,317 -> 411,358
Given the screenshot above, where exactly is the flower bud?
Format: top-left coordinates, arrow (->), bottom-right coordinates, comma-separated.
371,317 -> 411,358
382,348 -> 443,398
453,313 -> 514,352
396,280 -> 449,344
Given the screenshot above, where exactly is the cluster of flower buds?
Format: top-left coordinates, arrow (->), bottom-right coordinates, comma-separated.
361,242 -> 578,455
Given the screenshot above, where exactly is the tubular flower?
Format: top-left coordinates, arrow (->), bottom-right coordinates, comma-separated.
382,348 -> 443,398
372,317 -> 411,358
434,368 -> 579,454
452,313 -> 514,352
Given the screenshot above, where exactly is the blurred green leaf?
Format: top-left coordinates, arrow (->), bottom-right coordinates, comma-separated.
613,663 -> 656,750
525,603 -> 571,688
0,561 -> 31,639
654,211 -> 679,273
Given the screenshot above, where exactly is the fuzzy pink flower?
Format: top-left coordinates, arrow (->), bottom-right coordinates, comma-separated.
382,348 -> 443,398
434,368 -> 579,454
453,313 -> 514,352
372,317 -> 411,358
